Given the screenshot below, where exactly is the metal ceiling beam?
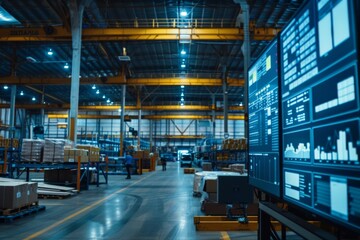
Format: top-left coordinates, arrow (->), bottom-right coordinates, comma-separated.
25,86 -> 66,104
0,76 -> 244,86
0,26 -> 280,42
0,103 -> 244,111
152,135 -> 205,139
46,114 -> 245,120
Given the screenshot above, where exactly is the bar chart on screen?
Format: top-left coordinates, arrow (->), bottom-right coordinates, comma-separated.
314,120 -> 360,165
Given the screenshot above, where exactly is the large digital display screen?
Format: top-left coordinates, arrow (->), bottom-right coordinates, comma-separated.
280,0 -> 360,232
248,39 -> 281,197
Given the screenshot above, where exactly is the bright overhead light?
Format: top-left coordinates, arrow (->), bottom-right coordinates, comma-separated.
32,97 -> 36,101
106,98 -> 110,103
181,85 -> 185,88
47,49 -> 53,56
181,64 -> 186,68
3,85 -> 8,90
181,97 -> 184,101
63,63 -> 69,69
96,89 -> 100,94
181,102 -> 184,106
92,85 -> 96,90
181,92 -> 184,97
180,50 -> 186,55
0,6 -> 20,25
20,91 -> 24,96
180,11 -> 188,17
102,95 -> 106,99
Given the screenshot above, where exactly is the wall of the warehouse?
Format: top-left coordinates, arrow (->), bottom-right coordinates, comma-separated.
42,114 -> 245,148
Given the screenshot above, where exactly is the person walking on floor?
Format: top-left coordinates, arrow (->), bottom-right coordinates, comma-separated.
124,151 -> 133,179
161,157 -> 167,171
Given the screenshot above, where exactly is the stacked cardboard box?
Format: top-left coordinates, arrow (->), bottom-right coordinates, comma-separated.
221,138 -> 247,150
43,139 -> 72,163
76,145 -> 100,162
204,178 -> 217,202
0,182 -> 38,209
0,138 -> 19,148
21,139 -> 44,162
64,149 -> 89,163
202,162 -> 212,171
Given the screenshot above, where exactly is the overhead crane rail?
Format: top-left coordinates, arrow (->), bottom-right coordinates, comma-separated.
0,25 -> 280,42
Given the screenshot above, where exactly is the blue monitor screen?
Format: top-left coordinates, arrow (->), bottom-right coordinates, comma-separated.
248,39 -> 281,197
280,0 -> 360,232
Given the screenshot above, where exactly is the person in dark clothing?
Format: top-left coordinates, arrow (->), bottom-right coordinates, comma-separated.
124,152 -> 133,179
161,157 -> 167,171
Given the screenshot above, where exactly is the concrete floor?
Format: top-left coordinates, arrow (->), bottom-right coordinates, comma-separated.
0,162 -> 301,240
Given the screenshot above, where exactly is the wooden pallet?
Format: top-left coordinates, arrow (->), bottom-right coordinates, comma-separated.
0,202 -> 39,216
0,205 -> 46,223
38,190 -> 74,199
184,168 -> 195,174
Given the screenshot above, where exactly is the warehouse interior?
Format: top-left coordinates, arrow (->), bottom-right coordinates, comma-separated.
0,0 -> 359,239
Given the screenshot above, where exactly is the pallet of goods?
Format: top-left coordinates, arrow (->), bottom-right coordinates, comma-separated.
21,139 -> 44,162
0,181 -> 45,222
43,139 -> 73,163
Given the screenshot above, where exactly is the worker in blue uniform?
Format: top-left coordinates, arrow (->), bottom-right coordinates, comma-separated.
124,151 -> 134,179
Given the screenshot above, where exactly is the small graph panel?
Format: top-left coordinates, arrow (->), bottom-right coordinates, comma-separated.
283,129 -> 311,162
312,66 -> 358,121
314,120 -> 360,165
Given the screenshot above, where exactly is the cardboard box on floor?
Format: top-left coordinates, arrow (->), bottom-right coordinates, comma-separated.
0,182 -> 28,209
26,182 -> 38,204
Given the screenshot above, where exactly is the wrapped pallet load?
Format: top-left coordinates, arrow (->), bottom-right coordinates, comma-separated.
43,139 -> 73,163
21,139 -> 45,162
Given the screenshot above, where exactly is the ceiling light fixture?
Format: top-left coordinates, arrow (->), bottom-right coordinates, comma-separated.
180,10 -> 188,17
32,97 -> 36,101
181,102 -> 184,106
3,85 -> 8,90
20,91 -> 24,96
47,48 -> 53,56
92,85 -> 96,90
181,97 -> 184,101
63,63 -> 69,69
106,98 -> 110,103
181,85 -> 185,88
102,95 -> 106,99
96,89 -> 100,94
181,64 -> 186,68
181,92 -> 184,97
181,50 -> 186,55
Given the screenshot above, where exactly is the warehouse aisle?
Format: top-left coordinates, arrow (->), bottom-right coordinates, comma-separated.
0,162 -> 259,240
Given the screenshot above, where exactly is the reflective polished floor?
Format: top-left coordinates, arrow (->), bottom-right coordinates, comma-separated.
0,162 -> 295,240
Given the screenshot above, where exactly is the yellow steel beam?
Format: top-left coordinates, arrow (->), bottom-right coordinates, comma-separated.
216,115 -> 245,120
0,103 -> 239,112
47,114 -> 244,120
0,76 -> 125,85
0,76 -> 243,87
0,103 -> 244,114
193,216 -> 282,231
142,105 -> 212,111
0,27 -> 280,42
25,86 -> 66,104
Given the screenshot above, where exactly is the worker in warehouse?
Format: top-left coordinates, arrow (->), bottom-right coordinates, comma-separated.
124,151 -> 134,179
